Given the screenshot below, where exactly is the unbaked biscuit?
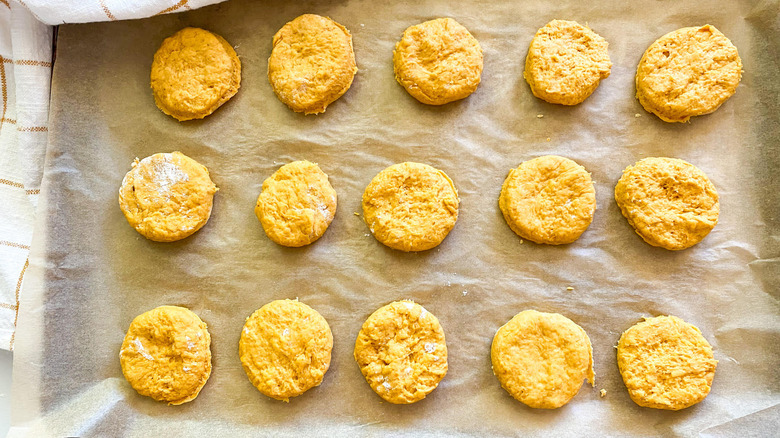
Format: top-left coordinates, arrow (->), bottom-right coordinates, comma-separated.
268,14 -> 357,114
151,27 -> 241,121
617,315 -> 717,410
255,161 -> 337,247
636,25 -> 742,123
120,306 -> 212,405
239,300 -> 333,402
524,20 -> 611,105
499,156 -> 596,245
354,301 -> 448,404
362,162 -> 459,252
615,157 -> 719,250
119,151 -> 218,242
491,310 -> 594,409
394,18 -> 483,105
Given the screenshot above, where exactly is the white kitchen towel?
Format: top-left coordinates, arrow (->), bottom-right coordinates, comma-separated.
0,0 -> 227,350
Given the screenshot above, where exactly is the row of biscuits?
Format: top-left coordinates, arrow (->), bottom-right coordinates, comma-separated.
119,300 -> 717,410
151,15 -> 742,123
119,153 -> 720,251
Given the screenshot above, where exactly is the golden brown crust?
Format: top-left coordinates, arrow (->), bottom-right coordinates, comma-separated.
617,316 -> 717,410
268,14 -> 357,114
499,156 -> 596,245
239,300 -> 333,402
636,25 -> 742,123
254,161 -> 337,247
118,152 -> 218,242
393,18 -> 483,105
362,162 -> 459,252
151,27 -> 241,121
524,20 -> 611,105
354,301 -> 448,404
491,310 -> 594,409
120,306 -> 212,405
615,157 -> 719,250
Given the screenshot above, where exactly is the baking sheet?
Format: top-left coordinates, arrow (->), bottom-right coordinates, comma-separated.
10,0 -> 780,436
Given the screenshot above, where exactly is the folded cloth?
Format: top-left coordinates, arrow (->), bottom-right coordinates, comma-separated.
0,0 -> 226,350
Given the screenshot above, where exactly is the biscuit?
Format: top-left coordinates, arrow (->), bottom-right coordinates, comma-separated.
120,306 -> 212,405
491,310 -> 594,409
119,152 -> 218,242
615,157 -> 719,250
362,162 -> 459,252
151,27 -> 241,121
499,156 -> 596,245
354,301 -> 448,404
524,20 -> 611,105
268,14 -> 357,114
255,161 -> 337,247
636,25 -> 742,123
239,300 -> 333,402
394,18 -> 483,105
617,315 -> 717,410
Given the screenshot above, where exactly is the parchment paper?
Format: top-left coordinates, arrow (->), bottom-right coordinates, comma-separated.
10,0 -> 780,436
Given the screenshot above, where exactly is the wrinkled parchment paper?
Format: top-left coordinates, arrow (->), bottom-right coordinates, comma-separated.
10,0 -> 780,436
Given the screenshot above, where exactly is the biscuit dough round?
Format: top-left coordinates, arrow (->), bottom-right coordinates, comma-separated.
239,300 -> 333,402
119,152 -> 218,242
499,156 -> 596,245
491,310 -> 594,409
615,157 -> 719,250
255,161 -> 337,247
394,18 -> 483,105
354,301 -> 448,404
618,315 -> 717,410
120,306 -> 212,405
524,20 -> 612,105
362,162 -> 459,252
151,27 -> 241,121
268,14 -> 357,114
636,25 -> 742,123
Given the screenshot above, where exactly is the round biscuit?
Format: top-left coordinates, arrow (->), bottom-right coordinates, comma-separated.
120,306 -> 212,405
636,25 -> 742,123
362,162 -> 459,252
524,20 -> 611,105
393,18 -> 483,105
617,315 -> 717,410
491,310 -> 594,409
239,300 -> 333,401
615,157 -> 719,250
151,27 -> 241,121
118,151 -> 218,242
354,301 -> 448,404
255,161 -> 337,247
499,155 -> 596,245
268,14 -> 357,114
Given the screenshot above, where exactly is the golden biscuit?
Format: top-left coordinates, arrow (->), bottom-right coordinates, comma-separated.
151,27 -> 241,121
119,152 -> 218,242
499,156 -> 596,245
394,18 -> 483,105
120,306 -> 212,405
255,161 -> 337,247
239,300 -> 333,402
636,25 -> 742,122
524,20 -> 611,105
354,301 -> 448,404
362,162 -> 459,252
618,316 -> 717,410
491,310 -> 594,409
268,14 -> 357,114
615,157 -> 719,250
